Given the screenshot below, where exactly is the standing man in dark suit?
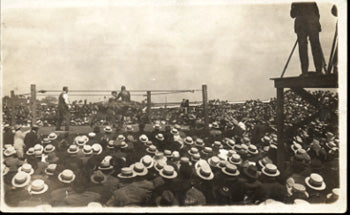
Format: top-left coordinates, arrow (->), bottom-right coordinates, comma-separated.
24,124 -> 40,149
290,2 -> 323,77
56,86 -> 71,131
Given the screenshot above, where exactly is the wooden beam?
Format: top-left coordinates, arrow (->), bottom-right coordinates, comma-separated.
271,74 -> 338,88
276,88 -> 285,174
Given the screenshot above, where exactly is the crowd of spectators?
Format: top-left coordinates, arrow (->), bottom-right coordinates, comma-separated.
1,89 -> 340,208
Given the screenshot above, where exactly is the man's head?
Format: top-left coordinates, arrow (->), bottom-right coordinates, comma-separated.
121,86 -> 126,91
111,91 -> 117,96
63,86 -> 68,93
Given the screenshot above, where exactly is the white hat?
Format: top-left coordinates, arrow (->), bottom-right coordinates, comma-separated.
48,132 -> 58,140
12,172 -> 31,188
45,164 -> 57,176
83,145 -> 93,155
67,144 -> 79,154
117,167 -> 136,179
140,155 -> 154,169
18,163 -> 34,175
44,144 -> 56,153
146,145 -> 158,154
305,173 -> 326,191
130,162 -> 148,176
155,133 -> 165,141
88,132 -> 96,138
92,143 -> 103,155
222,163 -> 240,177
160,165 -> 178,179
139,134 -> 149,143
4,146 -> 17,157
27,179 -> 49,195
58,169 -> 76,184
207,156 -> 220,167
104,126 -> 113,133
261,163 -> 280,177
184,136 -> 194,145
188,147 -> 199,156
196,163 -> 214,180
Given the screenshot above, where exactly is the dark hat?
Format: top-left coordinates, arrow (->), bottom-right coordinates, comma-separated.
243,165 -> 259,180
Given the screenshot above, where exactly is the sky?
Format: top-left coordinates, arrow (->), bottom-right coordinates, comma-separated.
1,0 -> 342,103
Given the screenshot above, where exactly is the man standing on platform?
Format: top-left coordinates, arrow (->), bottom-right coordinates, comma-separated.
56,86 -> 71,131
290,2 -> 323,77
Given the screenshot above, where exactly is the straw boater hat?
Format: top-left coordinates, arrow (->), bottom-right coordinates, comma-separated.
288,183 -> 309,199
88,202 -> 103,208
294,148 -> 311,162
18,163 -> 34,175
92,143 -> 103,155
261,136 -> 271,144
305,173 -> 326,191
325,132 -> 335,141
258,156 -> 273,168
222,163 -> 240,177
44,164 -> 57,176
294,135 -> 303,144
174,124 -> 181,130
188,147 -> 199,156
226,139 -> 236,148
201,147 -> 213,155
12,172 -> 31,188
104,126 -> 113,133
44,144 -> 55,153
212,122 -> 219,129
83,145 -> 93,155
34,144 -> 44,153
58,169 -> 76,184
247,144 -> 259,155
229,154 -> 242,165
196,163 -> 214,180
26,147 -> 35,156
242,136 -> 251,144
4,146 -> 17,157
170,128 -> 179,135
172,151 -> 180,160
160,165 -> 178,179
116,134 -> 126,142
42,138 -> 51,145
146,145 -> 158,154
188,114 -> 196,120
67,144 -> 79,154
118,167 -> 136,179
153,152 -> 167,164
212,141 -> 223,149
326,188 -> 339,201
130,162 -> 148,176
48,132 -> 58,141
195,138 -> 205,147
145,140 -> 153,147
107,140 -> 115,149
326,141 -> 338,151
140,155 -> 154,169
88,132 -> 96,138
34,150 -> 43,158
126,125 -> 134,132
262,163 -> 280,177
164,150 -> 173,158
139,134 -> 149,143
98,158 -> 114,171
208,156 -> 220,167
180,157 -> 191,166
90,170 -> 108,184
291,142 -> 302,153
218,160 -> 228,169
27,179 -> 49,195
154,161 -> 167,172
184,136 -> 194,145
227,150 -> 237,157
119,141 -> 128,149
240,144 -> 249,153
191,153 -> 201,162
155,133 -> 165,141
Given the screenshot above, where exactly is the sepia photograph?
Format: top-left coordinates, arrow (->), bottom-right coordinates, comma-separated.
0,0 -> 347,213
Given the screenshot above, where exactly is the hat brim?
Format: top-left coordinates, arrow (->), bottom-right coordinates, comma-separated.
18,167 -> 34,176
243,168 -> 259,180
146,148 -> 157,154
207,158 -> 219,168
104,128 -> 112,133
12,174 -> 31,188
195,168 -> 214,180
83,151 -> 93,155
44,169 -> 55,176
28,184 -> 49,195
159,170 -> 178,179
184,140 -> 194,145
58,173 -> 76,184
26,151 -> 35,156
48,136 -> 57,141
4,151 -> 16,157
222,168 -> 240,177
67,149 -> 79,154
44,147 -> 56,153
130,164 -> 148,176
305,177 -> 326,191
117,172 -> 136,179
261,168 -> 280,177
229,159 -> 242,166
212,144 -> 223,149
248,149 -> 259,155
98,166 -> 114,171
90,175 -> 108,184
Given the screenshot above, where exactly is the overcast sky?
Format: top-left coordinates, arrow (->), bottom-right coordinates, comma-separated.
1,0 -> 340,103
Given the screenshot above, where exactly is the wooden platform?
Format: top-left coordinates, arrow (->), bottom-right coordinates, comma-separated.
271,74 -> 338,88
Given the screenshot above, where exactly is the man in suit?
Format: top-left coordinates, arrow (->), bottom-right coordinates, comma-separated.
56,86 -> 71,131
24,124 -> 40,149
290,2 -> 323,76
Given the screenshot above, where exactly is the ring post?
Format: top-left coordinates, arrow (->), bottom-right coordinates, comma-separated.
202,84 -> 209,130
147,91 -> 152,122
30,84 -> 37,126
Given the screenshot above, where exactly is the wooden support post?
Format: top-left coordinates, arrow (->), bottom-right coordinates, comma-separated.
147,91 -> 151,122
31,84 -> 37,125
202,84 -> 209,130
276,87 -> 285,175
10,90 -> 15,126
